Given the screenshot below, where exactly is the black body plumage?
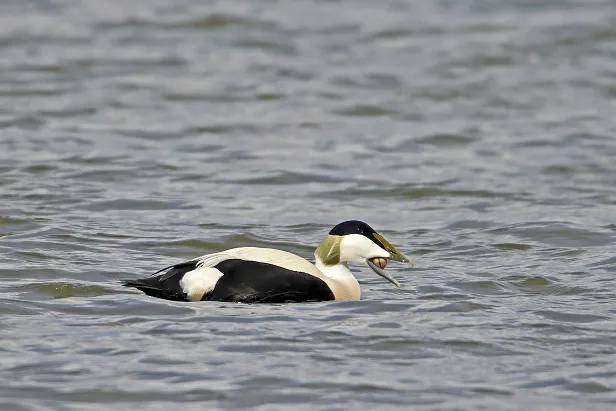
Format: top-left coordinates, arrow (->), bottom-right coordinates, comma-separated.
122,258 -> 335,303
205,259 -> 334,303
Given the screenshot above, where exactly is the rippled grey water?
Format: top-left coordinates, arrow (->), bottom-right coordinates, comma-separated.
1,1 -> 616,410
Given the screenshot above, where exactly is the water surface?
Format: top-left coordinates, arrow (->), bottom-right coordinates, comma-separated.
1,1 -> 615,410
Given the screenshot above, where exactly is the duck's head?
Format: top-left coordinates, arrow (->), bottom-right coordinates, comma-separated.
315,220 -> 413,288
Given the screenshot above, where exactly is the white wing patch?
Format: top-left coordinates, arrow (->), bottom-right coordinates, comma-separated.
179,266 -> 224,301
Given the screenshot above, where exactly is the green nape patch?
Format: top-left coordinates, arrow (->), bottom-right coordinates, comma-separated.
35,283 -> 112,299
315,235 -> 341,265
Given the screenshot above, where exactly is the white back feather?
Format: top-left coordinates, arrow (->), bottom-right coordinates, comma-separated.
195,247 -> 325,279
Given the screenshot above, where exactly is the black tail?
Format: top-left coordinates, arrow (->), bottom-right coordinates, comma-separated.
122,260 -> 200,302
121,278 -> 183,301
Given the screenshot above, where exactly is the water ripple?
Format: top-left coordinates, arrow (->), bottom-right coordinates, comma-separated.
1,0 -> 616,410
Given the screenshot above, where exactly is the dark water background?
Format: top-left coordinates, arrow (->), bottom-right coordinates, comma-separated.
1,1 -> 616,410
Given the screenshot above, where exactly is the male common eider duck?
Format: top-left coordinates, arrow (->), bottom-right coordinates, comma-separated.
122,220 -> 413,303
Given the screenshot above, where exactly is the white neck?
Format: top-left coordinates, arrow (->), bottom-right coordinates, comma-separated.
314,256 -> 351,279
314,255 -> 361,300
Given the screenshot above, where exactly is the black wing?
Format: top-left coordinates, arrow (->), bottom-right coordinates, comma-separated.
206,259 -> 335,303
121,260 -> 199,301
